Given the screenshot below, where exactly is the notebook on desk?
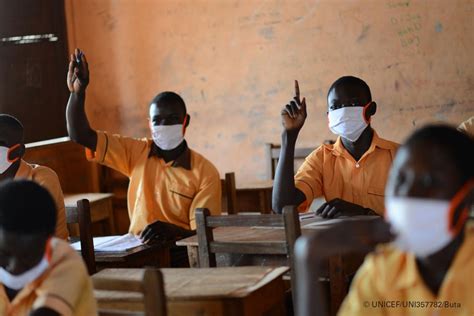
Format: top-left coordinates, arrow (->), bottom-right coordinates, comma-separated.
71,233 -> 143,252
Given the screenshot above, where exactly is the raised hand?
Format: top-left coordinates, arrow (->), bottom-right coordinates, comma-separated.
281,80 -> 307,133
67,48 -> 89,93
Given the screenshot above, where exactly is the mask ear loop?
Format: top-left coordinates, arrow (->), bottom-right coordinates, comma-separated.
182,115 -> 188,136
448,180 -> 474,236
362,102 -> 372,125
45,237 -> 53,263
7,144 -> 21,163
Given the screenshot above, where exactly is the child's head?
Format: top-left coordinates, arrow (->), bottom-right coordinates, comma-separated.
326,76 -> 376,142
385,125 -> 474,257
0,180 -> 56,275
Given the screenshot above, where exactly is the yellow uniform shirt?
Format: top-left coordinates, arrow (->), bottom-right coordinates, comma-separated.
15,160 -> 68,240
294,131 -> 398,215
458,116 -> 474,137
87,131 -> 221,234
0,238 -> 97,316
339,225 -> 474,316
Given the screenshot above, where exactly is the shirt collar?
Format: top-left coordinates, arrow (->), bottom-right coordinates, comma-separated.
329,130 -> 390,157
148,141 -> 192,170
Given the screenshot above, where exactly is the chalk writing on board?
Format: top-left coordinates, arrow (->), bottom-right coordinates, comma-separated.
390,12 -> 422,49
387,1 -> 410,9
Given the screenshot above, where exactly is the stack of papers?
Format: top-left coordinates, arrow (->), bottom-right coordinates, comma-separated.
71,233 -> 143,252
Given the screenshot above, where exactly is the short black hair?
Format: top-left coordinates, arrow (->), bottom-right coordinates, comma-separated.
404,124 -> 474,184
327,76 -> 372,101
149,91 -> 187,114
0,114 -> 24,143
0,180 -> 56,235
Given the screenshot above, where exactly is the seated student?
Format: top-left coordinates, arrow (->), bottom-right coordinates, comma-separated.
272,77 -> 398,216
458,116 -> 473,137
65,49 -> 221,245
0,114 -> 68,240
0,180 -> 97,315
296,125 -> 474,316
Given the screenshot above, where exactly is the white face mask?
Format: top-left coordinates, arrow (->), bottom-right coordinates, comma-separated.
385,197 -> 455,258
0,256 -> 49,290
0,145 -> 19,174
151,124 -> 184,150
328,106 -> 369,142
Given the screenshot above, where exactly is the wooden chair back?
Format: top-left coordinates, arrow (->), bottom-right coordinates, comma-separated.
264,143 -> 315,180
92,268 -> 167,316
195,205 -> 301,304
66,199 -> 96,274
220,172 -> 238,214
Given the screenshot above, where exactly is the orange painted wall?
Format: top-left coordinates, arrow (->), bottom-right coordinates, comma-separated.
65,0 -> 474,183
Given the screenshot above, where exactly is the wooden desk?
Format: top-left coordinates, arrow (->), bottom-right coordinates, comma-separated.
94,266 -> 288,316
177,216 -> 378,313
236,180 -> 273,213
65,193 -> 115,235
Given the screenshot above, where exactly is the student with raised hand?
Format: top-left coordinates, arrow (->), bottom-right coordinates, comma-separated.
0,114 -> 68,240
0,180 -> 97,316
65,49 -> 221,253
272,77 -> 398,217
296,125 -> 474,316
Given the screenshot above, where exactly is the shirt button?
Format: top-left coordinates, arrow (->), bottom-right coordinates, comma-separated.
355,163 -> 360,168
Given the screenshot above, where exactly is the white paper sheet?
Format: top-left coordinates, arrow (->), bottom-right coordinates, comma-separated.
71,233 -> 143,252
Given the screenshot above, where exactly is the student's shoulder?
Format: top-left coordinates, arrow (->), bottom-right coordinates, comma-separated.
23,161 -> 60,182
99,130 -> 150,150
49,238 -> 89,274
361,243 -> 408,283
189,148 -> 219,176
375,134 -> 400,151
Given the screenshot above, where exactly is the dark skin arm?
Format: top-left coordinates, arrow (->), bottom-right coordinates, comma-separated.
29,307 -> 60,316
295,219 -> 394,316
139,220 -> 195,244
272,80 -> 307,214
66,48 -> 97,151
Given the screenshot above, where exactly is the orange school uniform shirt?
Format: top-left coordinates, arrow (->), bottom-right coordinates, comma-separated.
87,131 -> 221,234
338,223 -> 474,316
0,238 -> 97,316
14,160 -> 68,240
294,131 -> 398,215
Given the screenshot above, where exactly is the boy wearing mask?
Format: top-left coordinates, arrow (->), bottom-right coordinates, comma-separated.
66,49 -> 221,248
0,114 -> 68,240
296,125 -> 474,316
0,180 -> 96,315
272,77 -> 398,216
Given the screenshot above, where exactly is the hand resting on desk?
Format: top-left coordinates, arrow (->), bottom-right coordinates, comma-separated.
140,220 -> 195,245
315,198 -> 378,218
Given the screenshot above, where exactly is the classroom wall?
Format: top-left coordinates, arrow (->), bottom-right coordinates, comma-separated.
65,0 -> 474,183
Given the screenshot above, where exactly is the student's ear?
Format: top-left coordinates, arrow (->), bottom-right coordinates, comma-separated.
184,114 -> 190,128
365,102 -> 377,121
8,144 -> 25,161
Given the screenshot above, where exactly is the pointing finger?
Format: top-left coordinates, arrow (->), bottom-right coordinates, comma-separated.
295,80 -> 300,103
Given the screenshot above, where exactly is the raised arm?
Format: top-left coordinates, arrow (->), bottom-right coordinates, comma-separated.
66,49 -> 97,151
272,80 -> 307,213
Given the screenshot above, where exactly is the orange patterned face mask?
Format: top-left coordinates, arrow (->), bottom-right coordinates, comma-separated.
0,144 -> 20,174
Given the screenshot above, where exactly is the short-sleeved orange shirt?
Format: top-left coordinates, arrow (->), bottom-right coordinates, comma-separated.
338,223 -> 474,316
15,160 -> 68,240
86,131 -> 221,234
0,238 -> 97,316
294,131 -> 398,215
